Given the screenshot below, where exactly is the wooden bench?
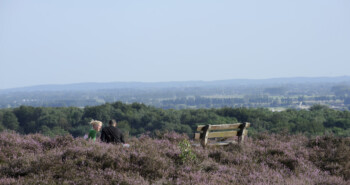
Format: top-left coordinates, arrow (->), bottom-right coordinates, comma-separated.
194,122 -> 250,147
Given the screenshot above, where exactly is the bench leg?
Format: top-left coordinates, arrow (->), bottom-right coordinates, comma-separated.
238,122 -> 248,144
200,125 -> 211,148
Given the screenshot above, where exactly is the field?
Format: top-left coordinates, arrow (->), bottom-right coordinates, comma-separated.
1,131 -> 349,185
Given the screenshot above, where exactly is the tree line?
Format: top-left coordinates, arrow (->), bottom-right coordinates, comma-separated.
0,102 -> 350,137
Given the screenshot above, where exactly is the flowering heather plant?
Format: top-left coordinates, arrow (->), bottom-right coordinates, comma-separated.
0,131 -> 349,185
307,135 -> 350,180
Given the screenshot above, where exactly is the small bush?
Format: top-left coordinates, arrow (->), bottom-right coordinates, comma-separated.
178,139 -> 196,164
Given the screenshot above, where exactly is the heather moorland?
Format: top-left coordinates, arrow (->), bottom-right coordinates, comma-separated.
0,131 -> 349,185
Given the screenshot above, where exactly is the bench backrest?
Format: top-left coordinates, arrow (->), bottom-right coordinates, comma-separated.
194,122 -> 250,147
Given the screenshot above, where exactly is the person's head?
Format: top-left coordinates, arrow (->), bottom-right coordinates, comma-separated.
90,120 -> 102,131
109,119 -> 117,127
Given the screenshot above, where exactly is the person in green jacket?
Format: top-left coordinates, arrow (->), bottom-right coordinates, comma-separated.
87,120 -> 103,141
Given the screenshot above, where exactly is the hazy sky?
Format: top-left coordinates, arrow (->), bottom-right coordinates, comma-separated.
1,0 -> 349,89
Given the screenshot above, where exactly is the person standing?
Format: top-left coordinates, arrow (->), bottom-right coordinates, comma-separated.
87,120 -> 103,141
100,119 -> 125,144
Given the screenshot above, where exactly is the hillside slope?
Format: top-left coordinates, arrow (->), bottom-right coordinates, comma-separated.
0,131 -> 349,184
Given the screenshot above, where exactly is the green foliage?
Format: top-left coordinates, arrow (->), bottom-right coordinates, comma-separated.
0,111 -> 3,132
83,104 -> 113,123
1,101 -> 350,137
40,125 -> 69,137
178,139 -> 196,163
2,111 -> 19,131
13,106 -> 42,133
69,125 -> 90,137
117,120 -> 131,136
309,104 -> 329,111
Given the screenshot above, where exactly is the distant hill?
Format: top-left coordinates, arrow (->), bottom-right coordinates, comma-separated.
1,76 -> 350,93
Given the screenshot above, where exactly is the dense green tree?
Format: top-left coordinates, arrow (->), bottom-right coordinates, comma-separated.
117,120 -> 131,135
40,125 -> 69,137
62,107 -> 83,127
83,104 -> 113,123
0,111 -> 4,132
309,104 -> 329,111
2,111 -> 19,131
1,101 -> 350,137
37,110 -> 61,128
13,106 -> 42,133
69,125 -> 90,137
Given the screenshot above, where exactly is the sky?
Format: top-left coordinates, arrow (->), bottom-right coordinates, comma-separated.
0,0 -> 349,89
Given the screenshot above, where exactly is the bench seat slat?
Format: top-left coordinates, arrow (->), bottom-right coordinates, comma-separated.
195,129 -> 248,140
196,123 -> 250,131
208,131 -> 238,138
207,141 -> 237,146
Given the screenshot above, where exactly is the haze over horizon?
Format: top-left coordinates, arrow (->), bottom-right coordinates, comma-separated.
1,75 -> 350,92
1,0 -> 349,89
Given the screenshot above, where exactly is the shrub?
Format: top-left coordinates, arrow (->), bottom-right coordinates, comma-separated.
178,139 -> 196,164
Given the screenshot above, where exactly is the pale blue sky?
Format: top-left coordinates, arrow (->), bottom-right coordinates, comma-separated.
1,0 -> 349,89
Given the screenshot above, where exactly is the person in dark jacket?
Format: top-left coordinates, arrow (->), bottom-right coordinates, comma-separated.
100,119 -> 125,144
